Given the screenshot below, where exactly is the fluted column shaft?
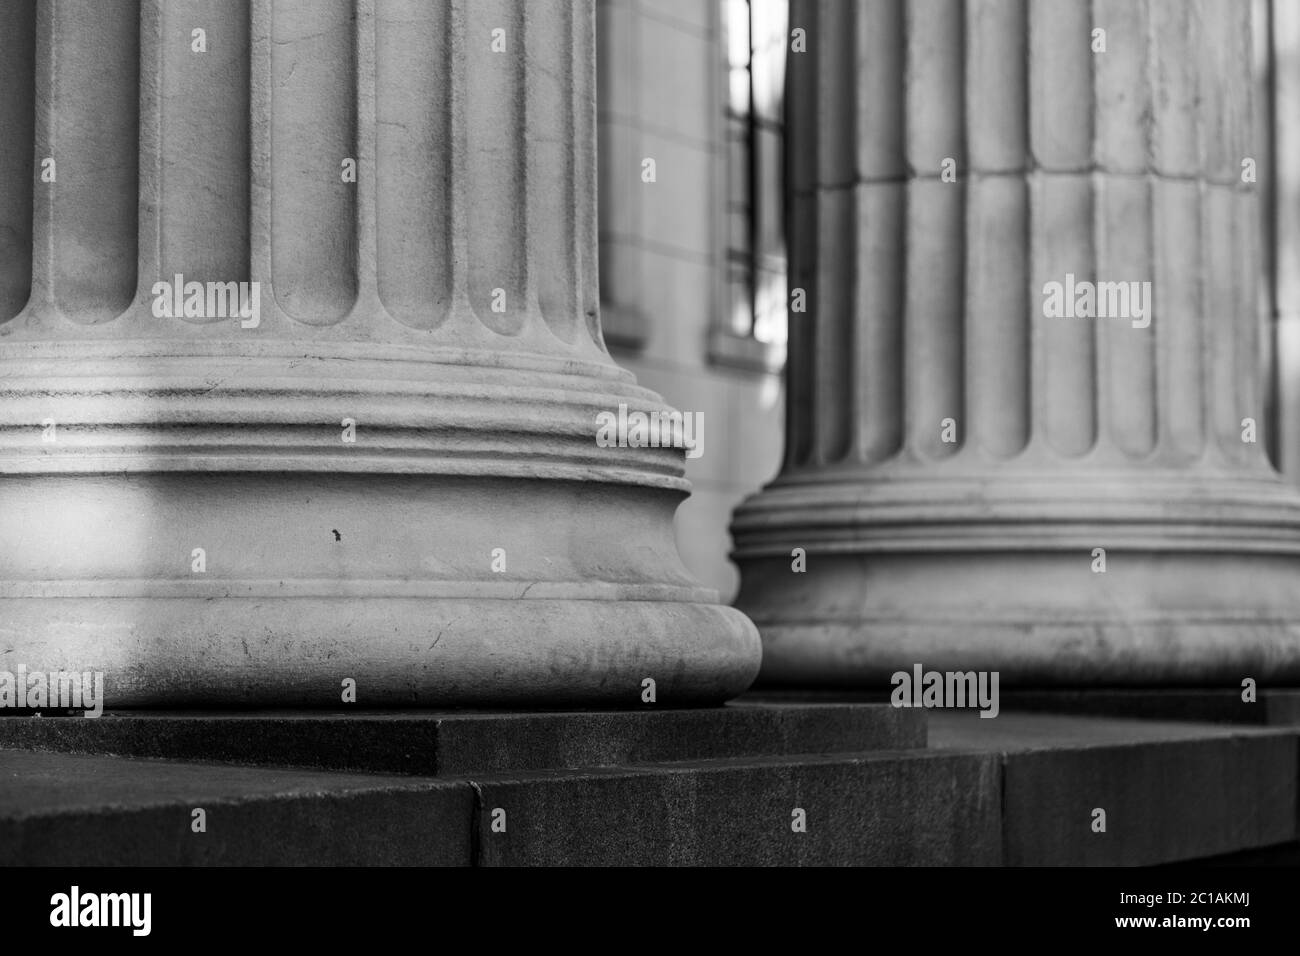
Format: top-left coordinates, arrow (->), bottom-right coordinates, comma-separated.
0,0 -> 759,706
4,0 -> 602,349
733,0 -> 1300,685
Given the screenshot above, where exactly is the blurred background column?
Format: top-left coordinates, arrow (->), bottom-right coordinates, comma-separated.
732,0 -> 1300,686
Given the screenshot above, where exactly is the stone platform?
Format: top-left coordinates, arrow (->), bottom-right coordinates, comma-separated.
1,698 -> 1296,866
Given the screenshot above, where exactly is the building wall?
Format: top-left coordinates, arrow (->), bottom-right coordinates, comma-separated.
596,0 -> 784,603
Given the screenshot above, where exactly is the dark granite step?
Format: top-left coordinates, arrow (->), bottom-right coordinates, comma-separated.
996,688 -> 1300,726
0,745 -> 997,866
2,702 -> 1294,866
746,688 -> 1300,726
0,749 -> 471,866
0,700 -> 922,776
929,712 -> 1299,865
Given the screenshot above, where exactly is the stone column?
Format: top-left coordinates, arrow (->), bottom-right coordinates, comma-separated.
732,0 -> 1300,685
0,0 -> 759,706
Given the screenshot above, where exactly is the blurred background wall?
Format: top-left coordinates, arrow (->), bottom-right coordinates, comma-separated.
596,0 -> 788,601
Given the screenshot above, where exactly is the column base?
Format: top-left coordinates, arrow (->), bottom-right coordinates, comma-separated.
1,471 -> 759,707
733,469 -> 1300,686
0,342 -> 761,707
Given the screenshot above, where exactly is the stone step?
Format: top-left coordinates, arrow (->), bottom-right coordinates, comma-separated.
0,749 -> 472,866
472,748 -> 1000,866
0,701 -> 922,776
0,746 -> 997,866
929,712 -> 1299,866
2,707 -> 1293,866
748,687 -> 1300,725
482,713 -> 1300,866
996,688 -> 1300,726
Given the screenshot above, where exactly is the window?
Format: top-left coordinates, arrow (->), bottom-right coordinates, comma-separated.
714,0 -> 788,370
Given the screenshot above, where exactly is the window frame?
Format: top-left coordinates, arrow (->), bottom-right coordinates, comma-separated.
708,0 -> 787,373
